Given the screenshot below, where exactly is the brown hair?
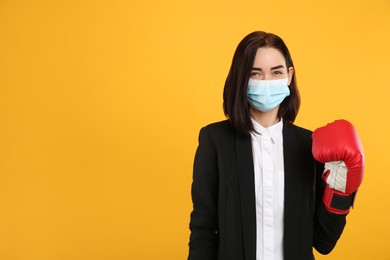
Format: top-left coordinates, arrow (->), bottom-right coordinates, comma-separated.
223,31 -> 300,135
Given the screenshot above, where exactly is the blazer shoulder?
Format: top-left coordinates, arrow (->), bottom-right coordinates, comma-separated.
289,123 -> 313,134
285,123 -> 313,144
197,120 -> 236,144
202,120 -> 234,134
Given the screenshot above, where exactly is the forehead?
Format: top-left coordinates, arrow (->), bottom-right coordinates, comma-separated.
253,47 -> 286,68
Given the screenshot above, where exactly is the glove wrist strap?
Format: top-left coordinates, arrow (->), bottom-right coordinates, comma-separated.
323,185 -> 357,214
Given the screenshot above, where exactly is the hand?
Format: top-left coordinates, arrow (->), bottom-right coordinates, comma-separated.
312,120 -> 365,214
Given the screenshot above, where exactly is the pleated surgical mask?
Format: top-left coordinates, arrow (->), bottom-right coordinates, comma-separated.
247,78 -> 290,112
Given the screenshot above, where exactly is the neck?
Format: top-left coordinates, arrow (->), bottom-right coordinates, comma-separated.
250,106 -> 280,128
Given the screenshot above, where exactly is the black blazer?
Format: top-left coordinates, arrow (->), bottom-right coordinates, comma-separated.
188,120 -> 347,260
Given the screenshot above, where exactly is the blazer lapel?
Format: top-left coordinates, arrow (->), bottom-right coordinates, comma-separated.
235,132 -> 256,260
282,123 -> 302,258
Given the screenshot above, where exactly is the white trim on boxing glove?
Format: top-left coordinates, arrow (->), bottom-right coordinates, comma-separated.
324,161 -> 348,193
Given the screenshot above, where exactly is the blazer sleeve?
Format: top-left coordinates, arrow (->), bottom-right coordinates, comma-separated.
313,161 -> 348,254
188,126 -> 219,260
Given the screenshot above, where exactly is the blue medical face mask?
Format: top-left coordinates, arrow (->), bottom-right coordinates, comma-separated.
247,78 -> 290,112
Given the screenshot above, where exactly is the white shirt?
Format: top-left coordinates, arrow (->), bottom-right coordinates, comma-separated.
250,118 -> 285,260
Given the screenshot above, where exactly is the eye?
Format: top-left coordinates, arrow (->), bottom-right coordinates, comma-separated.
250,71 -> 262,79
273,70 -> 283,75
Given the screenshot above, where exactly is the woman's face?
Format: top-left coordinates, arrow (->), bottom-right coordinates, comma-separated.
250,47 -> 294,85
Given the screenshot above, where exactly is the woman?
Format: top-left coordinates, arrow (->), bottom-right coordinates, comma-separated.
188,31 -> 363,260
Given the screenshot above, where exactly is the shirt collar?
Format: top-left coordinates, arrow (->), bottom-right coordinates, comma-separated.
250,118 -> 283,141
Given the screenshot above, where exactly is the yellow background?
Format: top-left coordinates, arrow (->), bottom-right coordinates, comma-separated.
0,0 -> 389,259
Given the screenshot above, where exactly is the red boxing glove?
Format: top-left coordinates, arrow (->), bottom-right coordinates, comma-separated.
312,119 -> 365,214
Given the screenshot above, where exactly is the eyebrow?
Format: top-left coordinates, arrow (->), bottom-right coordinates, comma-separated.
252,65 -> 286,71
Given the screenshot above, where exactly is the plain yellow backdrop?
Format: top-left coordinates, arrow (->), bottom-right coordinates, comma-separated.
1,0 -> 389,259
